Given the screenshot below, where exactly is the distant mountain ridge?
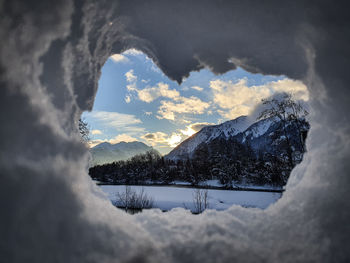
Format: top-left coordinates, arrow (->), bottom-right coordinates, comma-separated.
91,141 -> 153,165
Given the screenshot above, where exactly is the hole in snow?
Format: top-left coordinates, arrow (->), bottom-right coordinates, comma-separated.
81,49 -> 310,214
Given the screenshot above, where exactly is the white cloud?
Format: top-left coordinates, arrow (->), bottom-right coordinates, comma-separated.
144,111 -> 152,116
180,122 -> 214,136
91,129 -> 102,135
109,134 -> 137,144
123,48 -> 143,56
125,69 -> 137,83
89,134 -> 137,148
137,82 -> 180,103
167,133 -> 182,147
269,78 -> 309,101
110,54 -> 129,63
141,131 -> 182,148
85,111 -> 144,135
210,78 -> 308,119
191,86 -> 203,91
126,83 -> 137,92
125,70 -> 138,101
157,96 -> 211,120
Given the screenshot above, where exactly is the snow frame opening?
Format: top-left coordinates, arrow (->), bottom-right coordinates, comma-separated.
86,49 -> 309,212
1,1 -> 349,262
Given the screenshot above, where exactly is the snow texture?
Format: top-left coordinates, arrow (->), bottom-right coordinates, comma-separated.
166,116 -> 251,160
1,1 -> 349,262
100,185 -> 281,211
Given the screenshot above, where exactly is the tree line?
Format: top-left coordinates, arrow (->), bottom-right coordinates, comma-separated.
89,122 -> 308,188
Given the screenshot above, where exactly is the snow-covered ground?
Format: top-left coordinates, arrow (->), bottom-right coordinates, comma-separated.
194,179 -> 282,191
100,185 -> 282,212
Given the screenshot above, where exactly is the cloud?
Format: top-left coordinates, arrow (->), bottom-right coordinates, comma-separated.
89,134 -> 137,147
91,129 -> 102,135
141,132 -> 167,146
109,134 -> 137,144
157,96 -> 211,120
125,69 -> 137,83
269,78 -> 309,101
137,82 -> 180,103
141,131 -> 182,147
88,111 -> 141,127
191,86 -> 203,91
85,111 -> 144,135
167,133 -> 182,147
125,70 -> 138,101
123,48 -> 143,56
144,111 -> 152,116
180,122 -> 214,136
110,54 -> 129,63
210,78 -> 308,119
124,95 -> 131,103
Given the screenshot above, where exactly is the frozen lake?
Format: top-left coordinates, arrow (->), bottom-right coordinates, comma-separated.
100,185 -> 282,211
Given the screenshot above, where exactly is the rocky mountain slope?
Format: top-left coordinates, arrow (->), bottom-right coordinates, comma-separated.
165,116 -> 252,160
166,116 -> 309,161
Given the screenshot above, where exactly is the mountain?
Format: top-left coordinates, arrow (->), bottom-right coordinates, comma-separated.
165,116 -> 252,160
90,141 -> 153,165
90,117 -> 309,187
165,116 -> 309,161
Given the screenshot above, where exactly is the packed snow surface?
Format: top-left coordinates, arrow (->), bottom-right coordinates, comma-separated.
100,185 -> 282,211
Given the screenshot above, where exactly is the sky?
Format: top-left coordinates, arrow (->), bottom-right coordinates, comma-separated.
83,49 -> 309,154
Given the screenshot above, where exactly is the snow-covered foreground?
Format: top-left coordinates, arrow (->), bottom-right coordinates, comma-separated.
100,185 -> 282,212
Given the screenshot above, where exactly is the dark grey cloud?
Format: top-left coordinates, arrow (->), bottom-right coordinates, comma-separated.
1,0 -> 350,262
191,123 -> 212,132
144,133 -> 156,139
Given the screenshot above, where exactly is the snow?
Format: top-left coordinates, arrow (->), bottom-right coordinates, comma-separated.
241,117 -> 276,143
249,118 -> 274,138
171,180 -> 193,186
166,116 -> 252,160
197,180 -> 283,191
100,185 -> 282,212
199,179 -> 222,187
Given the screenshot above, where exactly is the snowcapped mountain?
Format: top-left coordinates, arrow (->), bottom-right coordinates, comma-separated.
165,116 -> 252,160
91,141 -> 153,165
165,116 -> 309,161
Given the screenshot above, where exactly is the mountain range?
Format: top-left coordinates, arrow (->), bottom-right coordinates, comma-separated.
90,141 -> 153,165
89,115 -> 309,187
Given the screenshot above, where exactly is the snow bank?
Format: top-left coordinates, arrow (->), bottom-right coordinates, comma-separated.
100,185 -> 281,211
0,1 -> 349,262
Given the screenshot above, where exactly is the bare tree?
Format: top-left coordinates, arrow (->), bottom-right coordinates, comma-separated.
114,186 -> 154,212
78,118 -> 90,143
192,188 -> 209,214
258,93 -> 308,168
285,95 -> 309,152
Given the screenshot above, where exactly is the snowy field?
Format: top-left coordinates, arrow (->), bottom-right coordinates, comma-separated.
100,185 -> 282,212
